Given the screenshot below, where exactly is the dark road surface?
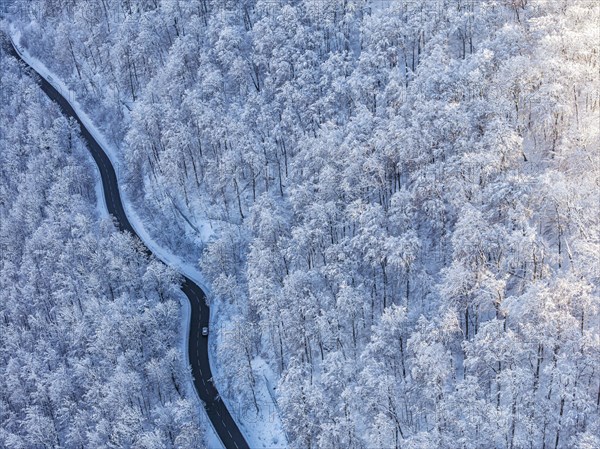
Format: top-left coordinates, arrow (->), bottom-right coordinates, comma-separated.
5,35 -> 249,449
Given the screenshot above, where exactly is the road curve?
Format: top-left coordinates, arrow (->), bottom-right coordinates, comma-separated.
5,36 -> 249,449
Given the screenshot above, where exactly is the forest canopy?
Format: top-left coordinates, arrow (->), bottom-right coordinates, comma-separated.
2,0 -> 599,448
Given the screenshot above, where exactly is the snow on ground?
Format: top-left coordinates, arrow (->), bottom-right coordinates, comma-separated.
8,25 -> 287,449
210,300 -> 289,449
249,357 -> 290,448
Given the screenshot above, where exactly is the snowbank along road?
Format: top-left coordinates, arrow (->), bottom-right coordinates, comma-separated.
4,33 -> 250,449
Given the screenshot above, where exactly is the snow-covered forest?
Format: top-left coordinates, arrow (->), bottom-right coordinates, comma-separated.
2,0 -> 599,448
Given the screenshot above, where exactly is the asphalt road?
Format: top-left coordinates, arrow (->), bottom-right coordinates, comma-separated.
5,36 -> 249,449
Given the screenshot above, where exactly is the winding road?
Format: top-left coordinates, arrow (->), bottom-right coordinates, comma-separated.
5,34 -> 249,449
